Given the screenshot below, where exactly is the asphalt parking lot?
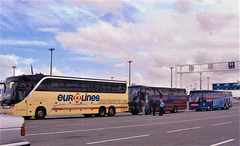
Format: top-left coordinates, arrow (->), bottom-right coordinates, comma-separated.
25,103 -> 239,146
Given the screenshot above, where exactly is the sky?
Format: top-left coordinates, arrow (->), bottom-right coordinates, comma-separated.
0,0 -> 239,92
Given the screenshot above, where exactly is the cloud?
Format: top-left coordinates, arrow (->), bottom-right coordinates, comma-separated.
68,56 -> 94,62
1,40 -> 50,46
55,0 -> 239,88
114,63 -> 125,68
196,10 -> 237,34
0,0 -> 103,31
56,21 -> 152,59
1,0 -> 238,89
0,55 -> 37,79
0,55 -> 16,79
0,54 -> 65,80
174,0 -> 193,13
0,55 -> 36,65
94,56 -> 108,64
37,27 -> 61,33
69,0 -> 122,11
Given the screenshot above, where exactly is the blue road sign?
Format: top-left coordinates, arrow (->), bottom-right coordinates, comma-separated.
213,82 -> 240,90
228,62 -> 235,69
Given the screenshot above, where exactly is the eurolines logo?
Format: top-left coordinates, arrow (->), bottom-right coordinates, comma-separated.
57,93 -> 100,103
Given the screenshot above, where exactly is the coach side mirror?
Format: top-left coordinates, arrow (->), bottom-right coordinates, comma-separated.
0,83 -> 6,93
9,82 -> 15,90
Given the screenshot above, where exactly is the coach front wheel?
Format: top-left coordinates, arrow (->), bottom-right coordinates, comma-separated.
171,106 -> 178,113
35,107 -> 46,119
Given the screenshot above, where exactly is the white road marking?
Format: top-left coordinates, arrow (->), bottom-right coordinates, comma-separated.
86,134 -> 150,145
57,119 -> 140,126
209,139 -> 235,146
109,119 -> 140,123
26,126 -> 40,128
58,122 -> 97,126
211,122 -> 232,127
167,127 -> 201,133
27,128 -> 106,136
26,114 -> 239,136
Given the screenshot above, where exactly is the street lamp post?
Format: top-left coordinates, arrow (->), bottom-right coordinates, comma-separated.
200,72 -> 202,90
170,67 -> 174,87
12,66 -> 16,76
49,48 -> 55,76
127,61 -> 133,86
207,77 -> 210,90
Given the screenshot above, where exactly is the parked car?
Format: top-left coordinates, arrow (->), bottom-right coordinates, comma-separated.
0,114 -> 30,145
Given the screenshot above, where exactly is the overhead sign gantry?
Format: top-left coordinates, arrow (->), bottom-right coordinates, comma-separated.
175,61 -> 240,88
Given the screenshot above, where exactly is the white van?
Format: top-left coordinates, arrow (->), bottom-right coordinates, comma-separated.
0,114 -> 30,146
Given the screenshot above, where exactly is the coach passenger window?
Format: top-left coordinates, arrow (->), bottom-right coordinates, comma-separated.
94,82 -> 101,92
36,79 -> 49,91
65,80 -> 80,92
48,79 -> 65,91
148,88 -> 155,98
154,88 -> 161,97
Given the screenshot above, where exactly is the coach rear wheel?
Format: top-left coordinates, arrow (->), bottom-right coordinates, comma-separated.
207,105 -> 211,111
108,107 -> 115,116
172,106 -> 178,113
98,107 -> 106,117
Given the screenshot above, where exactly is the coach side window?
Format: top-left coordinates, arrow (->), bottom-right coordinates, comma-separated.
49,79 -> 65,91
36,79 -> 49,91
65,80 -> 80,92
148,88 -> 155,98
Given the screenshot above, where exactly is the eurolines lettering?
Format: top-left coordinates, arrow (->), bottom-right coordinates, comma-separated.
57,93 -> 100,103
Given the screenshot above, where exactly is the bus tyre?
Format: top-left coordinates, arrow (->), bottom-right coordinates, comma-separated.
207,105 -> 211,111
98,107 -> 106,117
172,106 -> 178,113
108,107 -> 115,116
146,109 -> 151,115
35,108 -> 46,119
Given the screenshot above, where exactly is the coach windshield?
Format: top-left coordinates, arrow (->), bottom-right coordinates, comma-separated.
189,92 -> 203,103
128,87 -> 141,102
1,80 -> 18,105
1,79 -> 27,106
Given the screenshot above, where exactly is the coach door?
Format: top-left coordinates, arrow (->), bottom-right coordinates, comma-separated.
15,85 -> 28,116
